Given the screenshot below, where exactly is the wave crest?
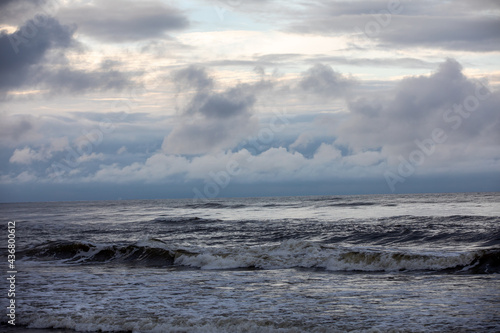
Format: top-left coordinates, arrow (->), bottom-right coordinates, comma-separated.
21,239 -> 500,274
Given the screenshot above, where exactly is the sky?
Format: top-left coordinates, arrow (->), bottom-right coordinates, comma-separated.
0,0 -> 499,202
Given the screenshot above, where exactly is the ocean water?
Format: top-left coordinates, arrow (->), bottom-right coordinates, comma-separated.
1,192 -> 499,332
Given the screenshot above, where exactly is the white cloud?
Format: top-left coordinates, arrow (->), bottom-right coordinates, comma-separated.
89,153 -> 189,183
50,137 -> 69,152
0,170 -> 38,184
290,133 -> 313,151
117,146 -> 127,154
76,153 -> 104,164
9,147 -> 45,164
8,137 -> 70,165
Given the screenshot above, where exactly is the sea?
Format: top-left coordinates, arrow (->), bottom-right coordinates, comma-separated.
1,192 -> 499,333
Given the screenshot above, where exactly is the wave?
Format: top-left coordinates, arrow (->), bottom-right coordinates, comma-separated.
21,240 -> 194,267
21,239 -> 500,274
152,216 -> 221,224
327,202 -> 376,207
184,202 -> 248,209
324,215 -> 500,247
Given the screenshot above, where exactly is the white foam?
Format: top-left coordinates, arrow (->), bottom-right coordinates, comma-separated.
20,309 -> 401,333
173,239 -> 478,272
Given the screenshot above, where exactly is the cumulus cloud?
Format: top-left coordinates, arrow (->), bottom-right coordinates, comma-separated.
162,66 -> 267,154
9,147 -> 45,164
298,63 -> 355,98
89,153 -> 189,183
58,0 -> 189,42
338,59 -> 500,164
0,15 -> 133,97
162,63 -> 355,155
76,152 -> 104,164
290,133 -> 313,151
84,141 -> 384,186
8,136 -> 69,165
117,146 -> 127,155
0,15 -> 74,93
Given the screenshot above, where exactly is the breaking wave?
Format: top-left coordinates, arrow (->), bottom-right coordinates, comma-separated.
21,239 -> 500,274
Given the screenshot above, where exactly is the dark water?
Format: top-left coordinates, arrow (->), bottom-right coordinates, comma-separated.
1,193 -> 499,332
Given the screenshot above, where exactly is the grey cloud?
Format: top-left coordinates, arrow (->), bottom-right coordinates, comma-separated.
207,59 -> 275,68
0,15 -> 75,93
174,66 -> 214,92
206,54 -> 435,73
287,2 -> 500,52
204,54 -> 303,71
162,66 -> 265,154
306,56 -> 436,69
299,63 -> 355,98
379,16 -> 500,52
59,0 -> 189,42
162,116 -> 258,155
100,59 -> 122,70
197,89 -> 256,119
338,59 -> 500,158
0,16 -> 133,97
140,39 -> 192,57
39,68 -> 130,94
0,113 -> 41,147
0,0 -> 50,25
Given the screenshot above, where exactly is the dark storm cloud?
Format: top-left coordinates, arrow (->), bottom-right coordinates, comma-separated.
0,0 -> 51,25
0,0 -> 17,10
195,89 -> 256,119
174,65 -> 259,119
0,16 -> 133,97
338,59 -> 500,157
58,0 -> 189,42
162,66 -> 269,154
0,15 -> 74,92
